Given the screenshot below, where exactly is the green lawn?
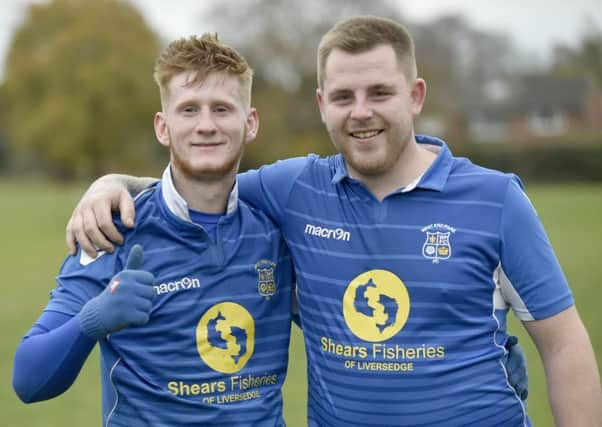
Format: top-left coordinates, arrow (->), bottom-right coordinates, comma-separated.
1,180 -> 600,426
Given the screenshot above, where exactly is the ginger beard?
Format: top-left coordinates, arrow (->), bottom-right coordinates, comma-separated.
165,121 -> 247,182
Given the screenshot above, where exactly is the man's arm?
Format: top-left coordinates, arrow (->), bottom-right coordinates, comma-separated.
66,174 -> 156,257
13,312 -> 96,403
523,306 -> 602,426
13,245 -> 155,402
66,158 -> 308,257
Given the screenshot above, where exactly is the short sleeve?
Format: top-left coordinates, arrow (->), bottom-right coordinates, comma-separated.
46,248 -> 122,316
498,177 -> 574,320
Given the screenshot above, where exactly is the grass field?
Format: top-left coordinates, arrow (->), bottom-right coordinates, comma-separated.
1,180 -> 600,426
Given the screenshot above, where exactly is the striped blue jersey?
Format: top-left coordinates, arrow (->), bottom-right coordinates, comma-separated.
238,135 -> 574,427
48,166 -> 294,427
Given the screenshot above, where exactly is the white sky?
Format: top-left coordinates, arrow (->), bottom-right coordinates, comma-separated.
1,0 -> 601,81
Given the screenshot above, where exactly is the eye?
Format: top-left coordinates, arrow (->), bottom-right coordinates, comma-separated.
330,93 -> 352,104
213,105 -> 230,113
182,105 -> 198,114
371,89 -> 393,99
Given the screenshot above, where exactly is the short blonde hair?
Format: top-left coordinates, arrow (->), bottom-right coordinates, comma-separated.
153,33 -> 253,108
317,16 -> 417,87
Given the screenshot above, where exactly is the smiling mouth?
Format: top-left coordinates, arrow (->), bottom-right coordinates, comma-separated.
191,142 -> 223,147
349,130 -> 383,139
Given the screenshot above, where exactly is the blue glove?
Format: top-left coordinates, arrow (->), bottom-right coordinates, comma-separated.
79,244 -> 155,340
504,335 -> 528,400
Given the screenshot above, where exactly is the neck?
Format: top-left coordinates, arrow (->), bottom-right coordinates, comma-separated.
355,136 -> 437,201
170,167 -> 235,213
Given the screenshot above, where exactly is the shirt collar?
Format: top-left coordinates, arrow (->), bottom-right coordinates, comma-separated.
331,134 -> 453,192
331,155 -> 349,184
413,135 -> 453,192
160,164 -> 239,222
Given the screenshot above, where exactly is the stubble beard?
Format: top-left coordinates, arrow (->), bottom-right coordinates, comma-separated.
168,128 -> 245,182
334,129 -> 410,179
171,149 -> 243,182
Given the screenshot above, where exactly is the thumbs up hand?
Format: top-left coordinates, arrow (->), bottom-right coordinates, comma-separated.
79,244 -> 155,340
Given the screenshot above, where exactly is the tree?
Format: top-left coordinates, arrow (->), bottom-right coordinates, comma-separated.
410,14 -> 515,116
552,22 -> 602,85
2,0 -> 162,179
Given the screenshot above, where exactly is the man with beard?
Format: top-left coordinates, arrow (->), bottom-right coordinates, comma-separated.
13,34 -> 294,426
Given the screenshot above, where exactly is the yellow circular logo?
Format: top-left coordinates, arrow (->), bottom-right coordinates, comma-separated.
196,302 -> 255,373
343,269 -> 410,342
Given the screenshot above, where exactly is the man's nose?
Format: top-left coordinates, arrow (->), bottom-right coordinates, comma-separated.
349,98 -> 373,121
195,108 -> 217,133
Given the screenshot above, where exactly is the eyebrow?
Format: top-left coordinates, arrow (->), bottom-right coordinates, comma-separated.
327,82 -> 397,98
368,83 -> 396,92
173,95 -> 238,109
328,89 -> 353,99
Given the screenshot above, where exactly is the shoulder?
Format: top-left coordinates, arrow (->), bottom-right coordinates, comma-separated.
447,156 -> 523,202
237,199 -> 282,234
254,154 -> 325,179
266,153 -> 340,186
132,182 -> 160,215
115,183 -> 161,233
106,183 -> 171,257
239,153 -> 335,202
57,243 -> 122,295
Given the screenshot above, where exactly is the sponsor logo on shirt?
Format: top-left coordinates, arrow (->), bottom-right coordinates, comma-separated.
166,303 -> 281,405
196,302 -> 255,374
154,277 -> 201,295
318,269 -> 446,374
343,269 -> 410,342
304,223 -> 351,241
421,223 -> 456,263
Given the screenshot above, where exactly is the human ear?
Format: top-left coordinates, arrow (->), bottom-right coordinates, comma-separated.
154,112 -> 170,148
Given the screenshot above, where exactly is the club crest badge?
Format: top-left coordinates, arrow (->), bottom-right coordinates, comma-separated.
421,223 -> 456,263
255,260 -> 277,297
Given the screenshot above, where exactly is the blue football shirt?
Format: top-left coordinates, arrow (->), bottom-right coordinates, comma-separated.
47,166 -> 294,426
237,135 -> 574,427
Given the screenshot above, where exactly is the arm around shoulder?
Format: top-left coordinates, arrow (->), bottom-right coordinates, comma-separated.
238,156 -> 312,224
96,173 -> 157,197
66,174 -> 158,257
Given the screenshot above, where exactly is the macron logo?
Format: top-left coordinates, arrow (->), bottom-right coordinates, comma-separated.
154,277 -> 201,296
304,223 -> 351,241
